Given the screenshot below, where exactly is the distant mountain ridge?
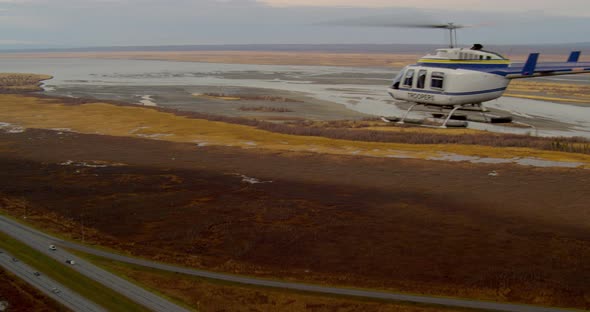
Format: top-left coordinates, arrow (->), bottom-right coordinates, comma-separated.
3,43 -> 590,55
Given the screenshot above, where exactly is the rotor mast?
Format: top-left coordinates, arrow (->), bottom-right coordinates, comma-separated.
430,22 -> 466,48
444,23 -> 460,48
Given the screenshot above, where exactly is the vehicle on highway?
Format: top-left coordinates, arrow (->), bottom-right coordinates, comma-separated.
33,271 -> 41,277
65,259 -> 75,265
49,244 -> 57,251
11,258 -> 18,262
51,287 -> 61,294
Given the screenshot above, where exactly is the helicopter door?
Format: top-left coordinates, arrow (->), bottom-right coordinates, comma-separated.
416,70 -> 427,89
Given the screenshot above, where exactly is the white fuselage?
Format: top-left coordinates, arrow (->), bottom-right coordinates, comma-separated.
388,65 -> 510,107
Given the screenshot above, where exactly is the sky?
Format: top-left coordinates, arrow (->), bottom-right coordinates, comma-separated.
0,0 -> 589,49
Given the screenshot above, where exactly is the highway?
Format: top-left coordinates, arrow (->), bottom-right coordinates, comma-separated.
0,249 -> 106,312
0,215 -> 581,312
0,216 -> 189,312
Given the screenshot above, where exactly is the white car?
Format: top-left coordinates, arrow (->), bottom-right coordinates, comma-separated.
49,245 -> 57,251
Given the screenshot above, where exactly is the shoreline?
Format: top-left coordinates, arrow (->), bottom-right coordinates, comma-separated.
0,50 -> 587,67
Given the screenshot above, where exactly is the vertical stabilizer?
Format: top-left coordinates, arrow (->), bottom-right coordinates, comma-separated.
522,53 -> 539,76
567,51 -> 581,63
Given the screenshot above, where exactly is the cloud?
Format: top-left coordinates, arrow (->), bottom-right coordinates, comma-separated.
0,0 -> 589,47
261,0 -> 590,16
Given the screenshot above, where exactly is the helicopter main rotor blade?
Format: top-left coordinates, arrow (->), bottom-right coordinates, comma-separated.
319,16 -> 470,29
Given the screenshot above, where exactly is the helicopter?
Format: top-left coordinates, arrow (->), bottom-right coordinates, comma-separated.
326,19 -> 590,127
384,23 -> 590,127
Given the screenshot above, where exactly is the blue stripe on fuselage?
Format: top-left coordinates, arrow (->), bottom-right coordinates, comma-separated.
412,61 -> 590,77
397,87 -> 507,96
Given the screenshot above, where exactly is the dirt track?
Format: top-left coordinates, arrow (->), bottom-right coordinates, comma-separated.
1,128 -> 589,309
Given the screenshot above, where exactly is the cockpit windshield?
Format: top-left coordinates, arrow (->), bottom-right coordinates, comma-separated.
391,69 -> 405,89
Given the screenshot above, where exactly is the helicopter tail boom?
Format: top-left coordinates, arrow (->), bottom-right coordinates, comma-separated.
497,51 -> 590,79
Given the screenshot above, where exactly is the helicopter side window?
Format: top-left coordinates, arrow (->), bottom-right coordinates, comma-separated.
431,72 -> 445,90
403,69 -> 415,88
416,70 -> 427,89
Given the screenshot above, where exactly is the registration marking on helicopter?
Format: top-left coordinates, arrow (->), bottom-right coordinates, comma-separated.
408,92 -> 434,101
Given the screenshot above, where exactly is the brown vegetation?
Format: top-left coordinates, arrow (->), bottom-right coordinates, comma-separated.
1,129 -> 589,309
238,106 -> 294,113
172,107 -> 590,155
0,73 -> 52,93
198,92 -> 303,103
0,268 -> 69,312
86,255 -> 465,312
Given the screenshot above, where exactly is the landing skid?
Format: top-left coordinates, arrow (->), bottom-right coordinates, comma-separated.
441,106 -> 462,128
385,102 -> 512,128
380,116 -> 468,128
394,102 -> 472,128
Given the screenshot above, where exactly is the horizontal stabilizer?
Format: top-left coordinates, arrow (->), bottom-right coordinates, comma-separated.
567,51 -> 581,63
522,53 -> 539,76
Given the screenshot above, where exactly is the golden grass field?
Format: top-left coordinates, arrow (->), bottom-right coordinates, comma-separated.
507,80 -> 590,104
1,94 -> 589,167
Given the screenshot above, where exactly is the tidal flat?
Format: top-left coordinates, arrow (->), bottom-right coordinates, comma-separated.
1,56 -> 590,137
